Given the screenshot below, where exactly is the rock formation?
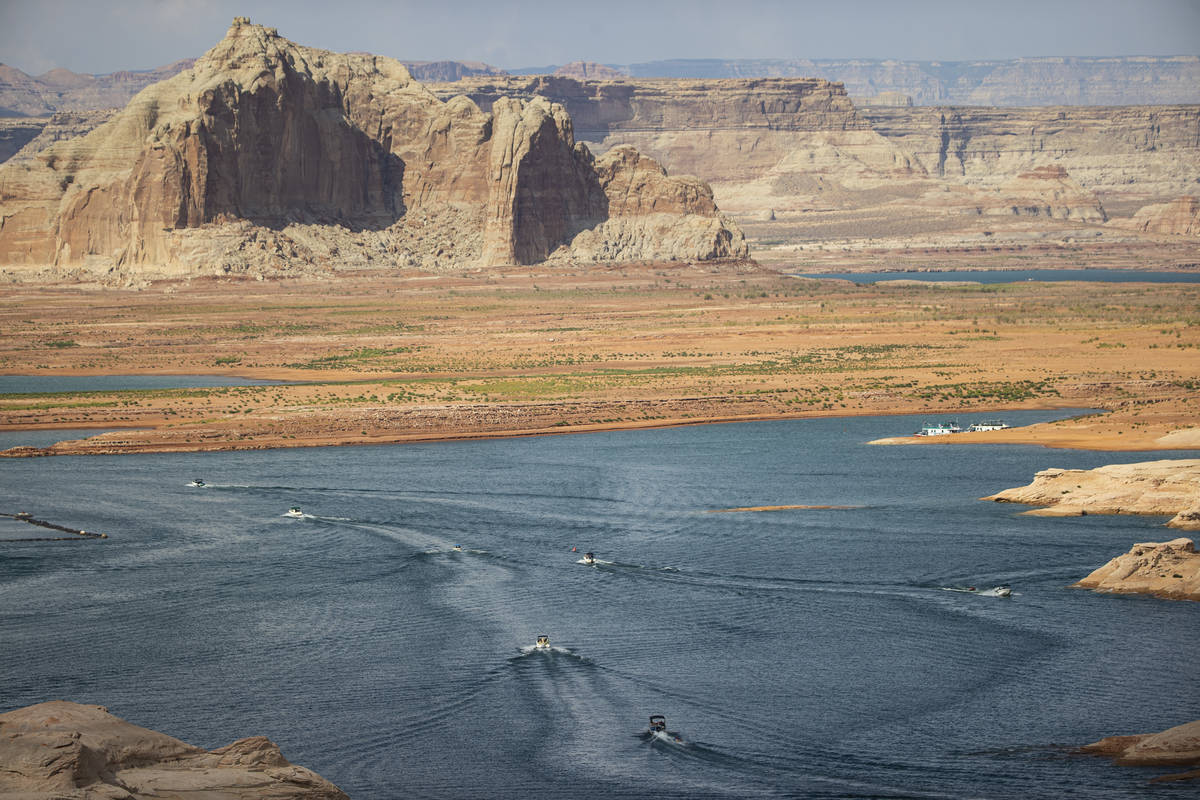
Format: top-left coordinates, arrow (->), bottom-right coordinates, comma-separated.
984,165 -> 1107,221
859,105 -> 1200,202
0,700 -> 348,799
0,18 -> 745,279
429,75 -> 1198,221
0,60 -> 196,117
554,61 -> 628,80
399,60 -> 506,83
1124,196 -> 1200,236
984,459 -> 1200,529
1082,719 -> 1200,782
1072,538 -> 1200,600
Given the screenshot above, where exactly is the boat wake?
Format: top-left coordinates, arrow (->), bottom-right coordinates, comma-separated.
941,586 -> 1014,598
515,644 -> 579,658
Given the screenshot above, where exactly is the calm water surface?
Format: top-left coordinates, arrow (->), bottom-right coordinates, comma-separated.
1,411 -> 1197,799
794,269 -> 1200,284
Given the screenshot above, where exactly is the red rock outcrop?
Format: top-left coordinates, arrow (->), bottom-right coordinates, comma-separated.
0,700 -> 348,798
0,18 -> 745,278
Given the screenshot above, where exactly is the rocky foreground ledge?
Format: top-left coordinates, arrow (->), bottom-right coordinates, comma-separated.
1072,538 -> 1200,600
0,701 -> 347,799
983,459 -> 1200,530
1082,719 -> 1200,783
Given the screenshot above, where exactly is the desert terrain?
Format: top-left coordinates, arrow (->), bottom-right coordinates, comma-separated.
2,249 -> 1197,457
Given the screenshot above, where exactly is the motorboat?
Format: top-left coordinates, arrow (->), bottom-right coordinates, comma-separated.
942,585 -> 1012,597
583,551 -> 596,565
284,507 -> 304,518
647,715 -> 682,743
535,635 -> 551,650
451,544 -> 463,552
188,479 -> 206,487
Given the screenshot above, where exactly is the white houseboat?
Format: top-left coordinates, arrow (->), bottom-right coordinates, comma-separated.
915,421 -> 961,436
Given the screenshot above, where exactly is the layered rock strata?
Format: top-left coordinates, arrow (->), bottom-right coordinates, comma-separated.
1123,196 -> 1200,236
0,700 -> 348,799
574,56 -> 1200,106
1072,538 -> 1200,600
1083,719 -> 1200,782
0,19 -> 745,278
860,105 -> 1200,202
984,459 -> 1200,529
431,76 -> 1191,220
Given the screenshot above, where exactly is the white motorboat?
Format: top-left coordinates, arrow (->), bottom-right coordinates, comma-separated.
534,634 -> 551,650
188,479 -> 206,487
647,715 -> 683,743
583,551 -> 596,565
284,507 -> 304,518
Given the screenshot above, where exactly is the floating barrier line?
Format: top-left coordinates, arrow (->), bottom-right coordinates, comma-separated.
0,512 -> 107,541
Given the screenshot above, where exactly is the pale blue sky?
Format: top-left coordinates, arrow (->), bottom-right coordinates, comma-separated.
2,0 -> 1198,76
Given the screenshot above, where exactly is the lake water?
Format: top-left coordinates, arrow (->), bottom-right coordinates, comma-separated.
794,269 -> 1200,285
1,411 -> 1197,799
0,375 -> 286,395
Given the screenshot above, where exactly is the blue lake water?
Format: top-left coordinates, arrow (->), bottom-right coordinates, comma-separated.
0,375 -> 286,395
794,269 -> 1200,285
1,411 -> 1197,799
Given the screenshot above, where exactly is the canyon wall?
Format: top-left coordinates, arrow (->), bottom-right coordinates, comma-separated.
520,56 -> 1200,107
431,75 -> 1198,220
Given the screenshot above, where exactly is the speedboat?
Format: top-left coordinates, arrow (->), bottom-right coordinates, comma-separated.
648,714 -> 683,743
188,479 -> 206,487
583,551 -> 596,565
534,635 -> 551,650
284,507 -> 304,518
451,544 -> 463,552
992,585 -> 1012,597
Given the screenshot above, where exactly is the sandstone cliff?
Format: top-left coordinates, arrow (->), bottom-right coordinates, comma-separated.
1071,538 -> 1200,600
0,19 -> 745,278
0,700 -> 348,799
430,75 -> 1194,223
577,56 -> 1200,106
984,459 -> 1200,529
859,105 -> 1200,203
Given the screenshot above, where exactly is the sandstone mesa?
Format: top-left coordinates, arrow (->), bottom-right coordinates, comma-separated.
0,18 -> 746,280
0,700 -> 347,799
984,459 -> 1200,530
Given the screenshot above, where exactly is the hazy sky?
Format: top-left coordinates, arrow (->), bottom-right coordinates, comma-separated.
2,0 -> 1199,76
